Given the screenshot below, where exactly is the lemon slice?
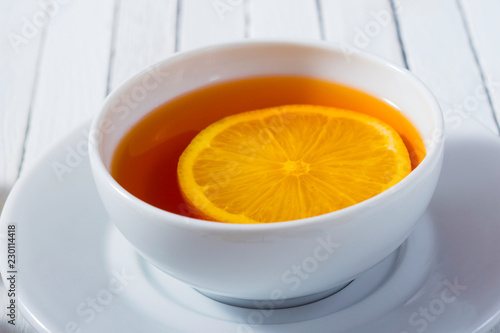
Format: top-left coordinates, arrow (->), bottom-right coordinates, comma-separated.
177,105 -> 411,223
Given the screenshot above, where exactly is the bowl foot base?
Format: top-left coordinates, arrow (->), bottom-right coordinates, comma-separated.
196,281 -> 353,309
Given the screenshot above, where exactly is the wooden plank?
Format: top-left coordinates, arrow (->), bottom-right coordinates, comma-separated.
459,0 -> 500,133
320,0 -> 404,66
178,0 -> 245,51
0,0 -> 43,208
247,0 -> 321,39
109,0 -> 178,89
396,0 -> 499,136
22,0 -> 115,171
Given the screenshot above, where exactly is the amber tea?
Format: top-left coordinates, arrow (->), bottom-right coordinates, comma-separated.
111,76 -> 425,219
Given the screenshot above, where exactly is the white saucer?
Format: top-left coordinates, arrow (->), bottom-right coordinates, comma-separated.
2,123 -> 500,333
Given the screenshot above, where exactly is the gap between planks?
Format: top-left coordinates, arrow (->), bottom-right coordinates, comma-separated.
456,0 -> 500,134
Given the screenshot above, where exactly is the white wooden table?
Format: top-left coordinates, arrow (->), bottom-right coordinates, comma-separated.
1,0 -> 500,332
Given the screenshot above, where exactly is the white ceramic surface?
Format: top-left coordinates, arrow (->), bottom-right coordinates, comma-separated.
88,41 -> 445,303
1,123 -> 500,332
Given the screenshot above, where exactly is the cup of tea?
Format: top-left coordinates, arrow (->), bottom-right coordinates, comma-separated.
89,40 -> 444,308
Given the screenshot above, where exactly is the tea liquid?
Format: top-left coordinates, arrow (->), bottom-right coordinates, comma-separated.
111,76 -> 425,216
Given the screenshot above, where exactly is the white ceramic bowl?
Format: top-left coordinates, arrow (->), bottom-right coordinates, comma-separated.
89,40 -> 444,308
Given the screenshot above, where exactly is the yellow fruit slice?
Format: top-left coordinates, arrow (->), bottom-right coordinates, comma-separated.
177,105 -> 411,224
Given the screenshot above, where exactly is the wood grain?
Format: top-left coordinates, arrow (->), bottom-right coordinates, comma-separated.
247,0 -> 321,39
0,0 -> 44,210
178,0 -> 245,51
320,0 -> 404,66
459,0 -> 500,134
396,0 -> 499,137
109,0 -> 178,90
21,0 -> 115,172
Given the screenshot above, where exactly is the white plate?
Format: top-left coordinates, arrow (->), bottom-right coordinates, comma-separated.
2,123 -> 500,333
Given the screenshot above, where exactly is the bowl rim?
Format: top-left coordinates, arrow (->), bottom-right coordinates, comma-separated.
89,39 -> 445,232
